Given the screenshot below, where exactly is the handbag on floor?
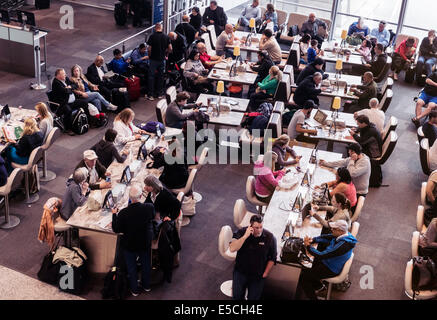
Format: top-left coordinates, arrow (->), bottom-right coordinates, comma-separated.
101,238 -> 128,300
37,235 -> 63,285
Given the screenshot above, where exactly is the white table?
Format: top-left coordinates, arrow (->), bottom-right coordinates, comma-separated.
322,51 -> 365,66
195,94 -> 249,113
321,40 -> 362,56
208,68 -> 258,86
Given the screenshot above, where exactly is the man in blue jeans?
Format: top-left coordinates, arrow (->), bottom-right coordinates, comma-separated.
416,30 -> 437,81
146,23 -> 172,101
112,184 -> 155,296
230,215 -> 276,300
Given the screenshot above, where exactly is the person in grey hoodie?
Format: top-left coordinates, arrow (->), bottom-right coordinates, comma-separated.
60,168 -> 89,220
319,143 -> 371,198
91,129 -> 129,169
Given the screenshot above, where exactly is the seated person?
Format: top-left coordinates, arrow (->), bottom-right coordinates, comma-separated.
60,167 -> 89,220
248,66 -> 282,111
421,110 -> 437,146
350,115 -> 382,159
343,71 -> 377,113
361,43 -> 387,79
356,39 -> 372,63
3,118 -> 44,173
166,91 -> 200,129
130,43 -> 150,75
413,72 -> 437,126
347,17 -> 369,37
238,0 -> 261,32
0,156 -> 7,186
34,102 -> 53,142
108,48 -> 132,76
260,3 -> 278,32
143,175 -> 181,221
254,151 -> 286,203
300,13 -> 327,49
51,68 -> 89,133
430,138 -> 437,172
258,29 -> 282,65
296,57 -> 328,85
416,30 -> 437,80
113,108 -> 147,145
391,37 -> 416,81
319,167 -> 357,207
425,170 -> 437,204
215,24 -> 238,57
91,128 -> 129,169
75,150 -> 111,190
271,134 -> 301,170
70,64 -> 117,112
248,50 -> 274,96
183,49 -> 214,93
196,42 -> 223,69
419,218 -> 437,260
354,98 -> 385,134
298,220 -> 357,300
294,72 -> 326,107
307,39 -> 320,64
309,193 -> 352,231
159,142 -> 189,190
287,100 -> 317,141
168,31 -> 187,64
175,15 -> 199,47
369,20 -> 390,47
299,34 -> 312,64
319,143 -> 371,198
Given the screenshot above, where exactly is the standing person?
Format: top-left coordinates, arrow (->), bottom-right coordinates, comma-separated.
229,215 -> 277,300
300,13 -> 327,49
91,128 -> 129,169
146,23 -> 172,101
248,65 -> 282,111
175,15 -> 199,47
412,71 -> 437,126
143,175 -> 181,221
320,143 -> 371,198
391,36 -> 417,81
370,20 -> 390,47
343,71 -> 377,113
238,0 -> 261,32
168,31 -> 187,64
354,98 -> 385,134
189,7 -> 202,32
112,184 -> 155,296
271,134 -> 301,170
258,29 -> 282,65
286,100 -> 318,141
60,167 -> 89,220
34,102 -> 53,141
202,1 -> 228,36
416,30 -> 437,80
215,24 -> 238,57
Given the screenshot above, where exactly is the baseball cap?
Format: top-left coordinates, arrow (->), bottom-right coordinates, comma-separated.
83,150 -> 98,160
329,220 -> 349,233
346,143 -> 362,155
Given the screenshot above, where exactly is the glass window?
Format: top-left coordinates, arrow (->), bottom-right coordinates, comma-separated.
269,0 -> 333,19
403,0 -> 437,33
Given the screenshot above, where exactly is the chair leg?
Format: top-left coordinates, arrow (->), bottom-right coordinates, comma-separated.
39,151 -> 56,182
220,280 -> 233,298
0,195 -> 20,229
181,216 -> 191,226
24,171 -> 39,204
326,282 -> 333,300
192,181 -> 202,203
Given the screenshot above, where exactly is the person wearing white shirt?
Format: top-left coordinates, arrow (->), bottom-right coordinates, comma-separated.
113,108 -> 147,145
354,98 -> 385,134
369,21 -> 390,47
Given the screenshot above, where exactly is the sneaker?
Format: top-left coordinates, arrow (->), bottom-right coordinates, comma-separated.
131,290 -> 140,297
146,95 -> 155,101
157,95 -> 165,99
393,73 -> 398,81
140,286 -> 151,292
411,117 -> 420,128
314,283 -> 327,296
107,103 -> 118,111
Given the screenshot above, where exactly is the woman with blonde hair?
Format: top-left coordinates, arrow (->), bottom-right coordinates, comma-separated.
253,151 -> 286,203
70,64 -> 117,112
35,102 -> 53,141
248,65 -> 282,111
113,108 -> 147,145
3,118 -> 43,173
272,134 -> 301,170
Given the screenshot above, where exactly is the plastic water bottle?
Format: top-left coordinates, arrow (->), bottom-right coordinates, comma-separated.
156,123 -> 161,138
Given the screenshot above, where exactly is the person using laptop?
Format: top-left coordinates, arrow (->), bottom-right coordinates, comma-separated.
287,100 -> 318,141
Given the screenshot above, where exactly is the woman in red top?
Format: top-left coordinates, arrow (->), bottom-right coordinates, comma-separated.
391,37 -> 417,80
318,167 -> 357,207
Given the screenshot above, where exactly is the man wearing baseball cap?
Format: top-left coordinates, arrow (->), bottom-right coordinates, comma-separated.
370,20 -> 390,47
297,220 -> 357,299
74,150 -> 111,190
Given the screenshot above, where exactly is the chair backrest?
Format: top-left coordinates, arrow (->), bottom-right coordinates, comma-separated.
156,99 -> 168,125
42,127 -> 61,150
375,57 -> 392,83
381,116 -> 398,144
273,76 -> 291,103
417,205 -> 425,232
183,168 -> 197,195
276,9 -> 288,27
218,225 -> 237,261
197,147 -> 209,166
380,76 -> 393,97
351,196 -> 365,223
288,12 -> 307,30
417,126 -> 425,143
2,168 -> 23,195
420,138 -> 431,175
337,252 -> 354,280
377,130 -> 398,165
350,221 -> 360,238
166,86 -> 177,104
287,42 -> 300,68
246,175 -> 257,202
394,34 -> 419,51
379,88 -> 393,112
206,25 -> 217,49
283,64 -> 294,84
176,191 -> 184,235
273,101 -> 285,115
201,32 -> 214,56
233,199 -> 247,229
27,147 -> 44,169
266,112 -> 281,140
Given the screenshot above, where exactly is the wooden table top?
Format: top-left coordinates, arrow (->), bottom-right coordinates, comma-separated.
208,68 -> 258,85
262,146 -> 343,261
196,93 -> 249,113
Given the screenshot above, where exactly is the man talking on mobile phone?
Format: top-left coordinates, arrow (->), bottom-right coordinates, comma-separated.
229,215 -> 277,300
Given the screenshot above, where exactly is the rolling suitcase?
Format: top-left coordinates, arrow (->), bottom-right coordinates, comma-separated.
124,76 -> 141,101
114,2 -> 127,26
405,66 -> 415,83
111,88 -> 130,112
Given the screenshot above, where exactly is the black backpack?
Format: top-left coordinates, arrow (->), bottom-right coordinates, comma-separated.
281,237 -> 305,264
101,266 -> 129,300
288,25 -> 300,37
147,147 -> 166,169
71,108 -> 89,135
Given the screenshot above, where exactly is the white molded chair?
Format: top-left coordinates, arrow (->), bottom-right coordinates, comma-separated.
171,169 -> 198,226
421,182 -> 428,207
322,253 -> 354,300
218,225 -> 237,298
12,146 -> 44,204
233,199 -> 257,229
165,86 -> 177,104
404,259 -> 437,300
0,168 -> 24,229
411,231 -> 420,258
351,196 -> 365,223
350,222 -> 360,238
246,176 -> 267,215
189,147 -> 209,203
416,205 -> 426,233
40,127 -> 61,182
206,24 -> 217,49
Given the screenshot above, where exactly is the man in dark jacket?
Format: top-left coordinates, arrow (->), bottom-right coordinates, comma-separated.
421,110 -> 437,147
350,115 -> 382,159
168,31 -> 187,64
86,55 -> 126,98
293,72 -> 326,107
298,220 -> 357,300
344,71 -> 377,113
361,43 -> 387,78
300,13 -> 327,49
91,129 -> 128,168
112,184 -> 155,296
202,0 -> 227,36
248,51 -> 274,96
296,58 -> 328,85
175,15 -> 198,47
416,30 -> 437,80
75,150 -> 111,190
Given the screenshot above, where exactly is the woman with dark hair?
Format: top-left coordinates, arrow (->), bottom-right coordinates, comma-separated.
190,7 -> 202,31
319,167 -> 357,207
356,39 -> 372,63
159,140 -> 189,189
299,34 -> 312,64
310,192 -> 352,231
143,175 -> 181,221
260,3 -> 278,32
91,128 -> 129,168
183,49 -> 213,93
